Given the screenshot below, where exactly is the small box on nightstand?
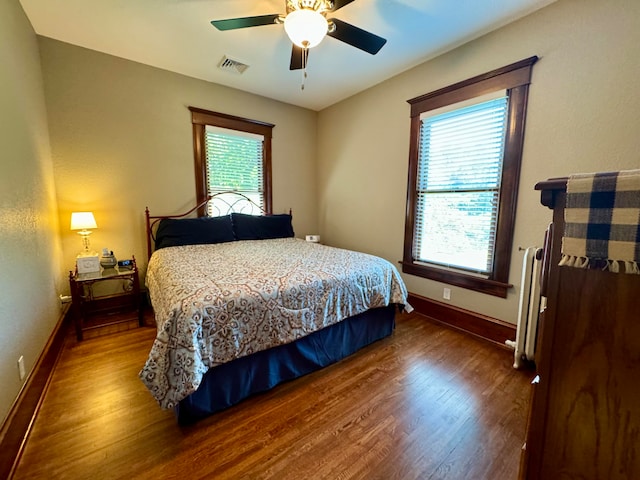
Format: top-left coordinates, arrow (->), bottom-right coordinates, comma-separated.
76,253 -> 100,274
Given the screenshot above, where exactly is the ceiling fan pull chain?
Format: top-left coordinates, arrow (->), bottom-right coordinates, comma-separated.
301,46 -> 308,90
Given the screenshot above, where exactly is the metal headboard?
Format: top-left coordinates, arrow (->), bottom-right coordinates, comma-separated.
206,191 -> 265,217
145,191 -> 274,260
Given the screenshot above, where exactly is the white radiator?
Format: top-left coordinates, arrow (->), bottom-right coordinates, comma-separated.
505,247 -> 543,369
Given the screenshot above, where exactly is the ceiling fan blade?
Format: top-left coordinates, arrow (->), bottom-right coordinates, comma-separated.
289,45 -> 309,70
330,0 -> 357,11
211,14 -> 280,31
327,18 -> 386,55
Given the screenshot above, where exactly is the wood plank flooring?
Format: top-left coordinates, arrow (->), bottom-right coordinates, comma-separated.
12,311 -> 532,480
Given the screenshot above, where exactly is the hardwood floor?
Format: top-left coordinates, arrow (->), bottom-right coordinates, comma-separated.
12,311 -> 531,480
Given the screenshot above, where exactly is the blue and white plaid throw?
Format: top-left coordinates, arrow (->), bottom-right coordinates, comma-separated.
560,169 -> 640,274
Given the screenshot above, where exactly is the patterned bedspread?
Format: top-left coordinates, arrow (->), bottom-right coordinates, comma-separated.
139,238 -> 410,409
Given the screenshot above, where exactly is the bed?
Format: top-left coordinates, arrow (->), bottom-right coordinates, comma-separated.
139,194 -> 411,423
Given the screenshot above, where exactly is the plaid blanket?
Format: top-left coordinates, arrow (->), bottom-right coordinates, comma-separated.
560,169 -> 640,274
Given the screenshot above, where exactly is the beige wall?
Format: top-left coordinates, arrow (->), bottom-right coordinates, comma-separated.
0,0 -> 64,425
38,38 -> 319,278
317,0 -> 640,324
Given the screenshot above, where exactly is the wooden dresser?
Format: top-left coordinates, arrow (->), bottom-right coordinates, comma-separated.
519,178 -> 640,479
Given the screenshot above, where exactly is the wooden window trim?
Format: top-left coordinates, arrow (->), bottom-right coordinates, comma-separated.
189,106 -> 274,217
402,56 -> 538,298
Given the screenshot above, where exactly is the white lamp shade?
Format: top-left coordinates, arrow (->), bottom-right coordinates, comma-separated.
70,212 -> 97,231
284,9 -> 328,49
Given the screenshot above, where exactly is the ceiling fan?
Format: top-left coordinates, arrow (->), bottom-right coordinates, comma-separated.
211,0 -> 387,71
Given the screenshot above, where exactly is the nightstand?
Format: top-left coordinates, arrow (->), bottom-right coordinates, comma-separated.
69,255 -> 144,341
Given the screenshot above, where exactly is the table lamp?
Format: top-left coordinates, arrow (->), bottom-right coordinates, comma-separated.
71,211 -> 101,274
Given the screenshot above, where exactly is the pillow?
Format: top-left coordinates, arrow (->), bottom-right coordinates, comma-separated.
231,213 -> 294,241
155,215 -> 235,250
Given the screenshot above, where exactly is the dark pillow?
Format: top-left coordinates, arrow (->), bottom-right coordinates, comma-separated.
231,213 -> 294,240
155,215 -> 235,250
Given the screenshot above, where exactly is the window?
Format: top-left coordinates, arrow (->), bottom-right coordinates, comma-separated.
415,92 -> 508,273
190,107 -> 274,216
402,57 -> 538,298
204,125 -> 266,215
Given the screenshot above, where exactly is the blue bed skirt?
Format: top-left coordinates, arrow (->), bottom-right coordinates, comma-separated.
176,305 -> 397,424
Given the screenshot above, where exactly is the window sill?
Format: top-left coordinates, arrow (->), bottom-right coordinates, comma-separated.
400,261 -> 512,298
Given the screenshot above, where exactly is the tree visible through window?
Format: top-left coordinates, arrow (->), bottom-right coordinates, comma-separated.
190,107 -> 274,217
402,57 -> 538,298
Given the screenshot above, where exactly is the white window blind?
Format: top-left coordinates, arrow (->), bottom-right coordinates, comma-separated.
205,125 -> 264,215
414,94 -> 508,274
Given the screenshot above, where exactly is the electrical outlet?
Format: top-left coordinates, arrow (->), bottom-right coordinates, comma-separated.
18,355 -> 26,381
443,288 -> 451,300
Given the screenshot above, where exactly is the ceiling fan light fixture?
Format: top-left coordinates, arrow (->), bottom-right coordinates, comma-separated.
284,9 -> 328,49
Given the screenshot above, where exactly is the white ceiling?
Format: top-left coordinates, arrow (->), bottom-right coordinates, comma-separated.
20,0 -> 555,111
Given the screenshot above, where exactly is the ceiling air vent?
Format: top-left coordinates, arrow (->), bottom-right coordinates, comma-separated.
218,55 -> 249,74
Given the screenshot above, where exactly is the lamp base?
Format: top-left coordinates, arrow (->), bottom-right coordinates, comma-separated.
76,253 -> 100,274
